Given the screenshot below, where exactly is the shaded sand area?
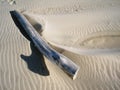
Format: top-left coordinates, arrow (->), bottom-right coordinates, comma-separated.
1,0 -> 120,90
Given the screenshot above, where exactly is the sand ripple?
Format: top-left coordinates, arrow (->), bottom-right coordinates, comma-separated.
1,0 -> 120,90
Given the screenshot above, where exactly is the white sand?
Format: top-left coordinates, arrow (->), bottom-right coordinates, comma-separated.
0,0 -> 120,90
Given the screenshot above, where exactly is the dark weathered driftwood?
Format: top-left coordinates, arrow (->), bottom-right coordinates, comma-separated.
11,10 -> 79,79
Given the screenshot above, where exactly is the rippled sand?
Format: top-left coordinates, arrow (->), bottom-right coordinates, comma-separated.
0,0 -> 120,90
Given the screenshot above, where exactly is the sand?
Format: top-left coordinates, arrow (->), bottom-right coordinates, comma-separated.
0,0 -> 120,90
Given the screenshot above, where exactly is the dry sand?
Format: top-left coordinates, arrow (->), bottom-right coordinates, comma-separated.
0,0 -> 120,90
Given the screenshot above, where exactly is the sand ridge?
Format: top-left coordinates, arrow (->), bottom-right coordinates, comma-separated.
24,10 -> 120,55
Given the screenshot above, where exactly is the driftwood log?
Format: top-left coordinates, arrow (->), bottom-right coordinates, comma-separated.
10,10 -> 79,80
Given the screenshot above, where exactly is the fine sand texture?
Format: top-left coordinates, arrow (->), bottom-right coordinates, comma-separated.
1,0 -> 120,90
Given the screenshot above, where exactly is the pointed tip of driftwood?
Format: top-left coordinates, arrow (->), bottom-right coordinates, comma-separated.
72,67 -> 80,80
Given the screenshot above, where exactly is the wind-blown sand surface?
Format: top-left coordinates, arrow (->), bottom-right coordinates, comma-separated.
0,0 -> 120,90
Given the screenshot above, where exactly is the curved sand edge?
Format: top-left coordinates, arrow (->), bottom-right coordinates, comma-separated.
24,12 -> 120,55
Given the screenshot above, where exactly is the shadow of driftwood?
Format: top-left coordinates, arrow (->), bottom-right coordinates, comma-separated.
10,11 -> 49,76
23,14 -> 43,35
21,43 -> 49,76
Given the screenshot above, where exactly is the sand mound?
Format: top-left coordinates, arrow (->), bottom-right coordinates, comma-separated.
24,11 -> 120,55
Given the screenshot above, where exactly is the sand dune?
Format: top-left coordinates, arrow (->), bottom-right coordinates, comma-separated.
0,0 -> 120,90
24,10 -> 120,55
